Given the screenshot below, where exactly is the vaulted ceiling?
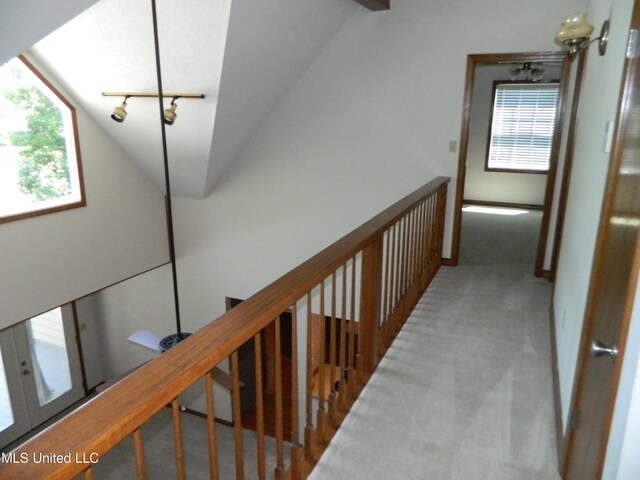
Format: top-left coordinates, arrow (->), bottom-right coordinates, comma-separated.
3,0 -> 363,199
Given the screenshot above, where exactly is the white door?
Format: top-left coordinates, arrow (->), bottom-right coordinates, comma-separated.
0,305 -> 84,448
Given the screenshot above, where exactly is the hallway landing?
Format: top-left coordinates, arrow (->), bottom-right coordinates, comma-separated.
309,265 -> 560,480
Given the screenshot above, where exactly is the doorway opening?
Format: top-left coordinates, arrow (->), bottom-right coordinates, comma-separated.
451,52 -> 570,275
0,304 -> 84,449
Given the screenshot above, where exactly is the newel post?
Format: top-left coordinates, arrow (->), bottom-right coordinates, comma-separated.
359,235 -> 383,374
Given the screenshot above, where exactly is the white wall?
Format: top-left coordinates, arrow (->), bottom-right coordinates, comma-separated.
205,0 -> 359,194
464,64 -> 554,206
0,55 -> 170,330
553,0 -> 634,430
0,0 -> 98,65
169,0 -> 587,331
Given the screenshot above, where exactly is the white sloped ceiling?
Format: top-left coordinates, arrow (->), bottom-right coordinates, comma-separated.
24,0 -> 359,199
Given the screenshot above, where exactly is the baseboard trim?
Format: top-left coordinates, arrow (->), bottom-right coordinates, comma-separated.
441,257 -> 456,266
462,198 -> 544,211
537,269 -> 553,282
549,300 -> 566,475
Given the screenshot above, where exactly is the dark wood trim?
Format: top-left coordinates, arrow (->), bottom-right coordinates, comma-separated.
440,257 -> 455,266
534,57 -> 571,277
549,300 -> 566,472
75,261 -> 172,302
451,52 -> 568,272
538,269 -> 552,280
4,177 -> 449,479
549,54 -> 587,283
359,237 -> 383,373
462,199 -> 543,211
0,55 -> 86,225
451,55 -> 476,267
71,302 -> 89,396
180,406 -> 235,427
563,4 -> 640,476
352,0 -> 389,11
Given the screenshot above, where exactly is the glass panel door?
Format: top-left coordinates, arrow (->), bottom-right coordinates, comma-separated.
0,330 -> 30,448
0,304 -> 84,448
16,304 -> 84,428
26,309 -> 74,406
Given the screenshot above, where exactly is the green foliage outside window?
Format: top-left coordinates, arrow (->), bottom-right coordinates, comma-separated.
5,86 -> 71,201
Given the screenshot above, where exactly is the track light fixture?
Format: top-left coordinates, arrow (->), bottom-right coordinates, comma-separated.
102,92 -> 204,125
111,96 -> 129,123
163,97 -> 178,125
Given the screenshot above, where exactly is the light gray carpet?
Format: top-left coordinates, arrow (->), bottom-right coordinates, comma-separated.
309,265 -> 560,480
459,207 -> 542,267
88,409 -> 279,479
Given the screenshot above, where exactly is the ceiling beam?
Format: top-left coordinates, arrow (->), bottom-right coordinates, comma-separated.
352,0 -> 390,11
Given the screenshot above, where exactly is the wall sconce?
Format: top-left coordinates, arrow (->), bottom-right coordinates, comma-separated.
556,14 -> 609,58
102,92 -> 205,125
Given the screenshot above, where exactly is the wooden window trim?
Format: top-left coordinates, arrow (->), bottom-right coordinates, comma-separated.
0,55 -> 86,225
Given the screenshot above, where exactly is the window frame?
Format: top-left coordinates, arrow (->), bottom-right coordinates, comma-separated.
0,55 -> 85,224
484,80 -> 560,175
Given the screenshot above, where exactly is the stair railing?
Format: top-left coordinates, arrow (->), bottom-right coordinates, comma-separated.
3,176 -> 449,480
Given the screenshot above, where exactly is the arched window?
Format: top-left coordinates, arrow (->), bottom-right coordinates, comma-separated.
0,55 -> 85,223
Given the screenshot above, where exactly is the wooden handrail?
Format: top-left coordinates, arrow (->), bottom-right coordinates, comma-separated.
4,176 -> 449,479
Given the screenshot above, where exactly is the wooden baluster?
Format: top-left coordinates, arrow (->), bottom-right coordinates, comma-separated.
403,213 -> 410,297
428,195 -> 434,266
424,199 -> 430,268
84,467 -> 94,480
359,237 -> 382,376
420,200 -> 428,274
171,399 -> 186,480
413,206 -> 420,282
317,281 -> 327,443
205,371 -> 219,480
348,256 -> 358,396
304,292 -> 314,461
231,351 -> 244,480
424,197 -> 430,268
328,272 -> 338,425
254,333 -> 266,480
397,216 -> 405,302
389,222 -> 398,341
410,207 -> 419,305
274,316 -> 285,479
290,303 -> 302,480
380,228 -> 391,355
408,208 -> 416,288
393,219 -> 401,313
338,264 -> 348,412
436,186 -> 447,262
133,428 -> 147,480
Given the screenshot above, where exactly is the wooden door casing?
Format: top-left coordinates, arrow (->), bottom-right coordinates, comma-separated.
563,2 -> 640,477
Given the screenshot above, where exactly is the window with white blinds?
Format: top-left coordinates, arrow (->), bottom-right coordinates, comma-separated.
486,82 -> 560,173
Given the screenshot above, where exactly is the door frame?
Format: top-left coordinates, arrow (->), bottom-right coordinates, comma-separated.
0,304 -> 84,448
562,1 -> 640,475
450,51 -> 571,276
